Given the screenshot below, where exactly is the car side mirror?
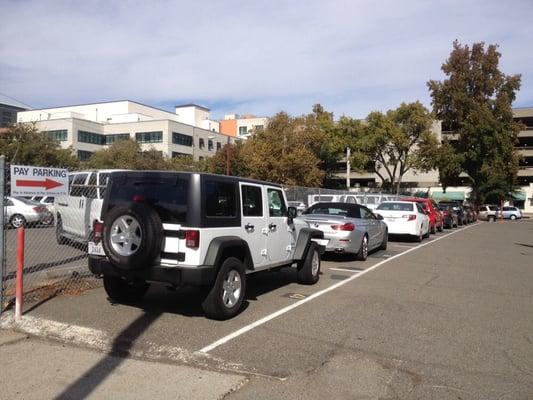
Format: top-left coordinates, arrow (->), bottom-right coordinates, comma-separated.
287,206 -> 297,225
375,213 -> 384,220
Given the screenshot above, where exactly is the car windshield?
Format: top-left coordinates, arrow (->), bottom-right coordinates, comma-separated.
376,202 -> 413,212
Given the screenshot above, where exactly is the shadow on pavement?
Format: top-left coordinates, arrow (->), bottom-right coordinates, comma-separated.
515,242 -> 533,249
54,311 -> 162,400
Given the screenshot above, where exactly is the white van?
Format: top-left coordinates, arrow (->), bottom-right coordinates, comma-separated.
55,170 -> 126,244
307,194 -> 358,207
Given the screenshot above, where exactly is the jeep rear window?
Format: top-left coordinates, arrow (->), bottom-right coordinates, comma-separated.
108,176 -> 190,224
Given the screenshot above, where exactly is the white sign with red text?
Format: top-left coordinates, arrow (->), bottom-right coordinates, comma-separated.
10,165 -> 69,197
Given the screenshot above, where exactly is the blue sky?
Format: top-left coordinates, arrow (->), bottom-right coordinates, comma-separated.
1,0 -> 532,120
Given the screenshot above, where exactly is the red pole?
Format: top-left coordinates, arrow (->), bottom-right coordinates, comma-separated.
15,226 -> 25,320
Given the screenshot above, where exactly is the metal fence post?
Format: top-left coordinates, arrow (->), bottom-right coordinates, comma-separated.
0,155 -> 5,314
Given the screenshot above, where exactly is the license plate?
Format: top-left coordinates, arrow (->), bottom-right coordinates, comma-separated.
88,242 -> 105,256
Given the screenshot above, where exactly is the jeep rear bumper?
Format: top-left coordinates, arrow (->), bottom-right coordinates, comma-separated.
88,256 -> 216,286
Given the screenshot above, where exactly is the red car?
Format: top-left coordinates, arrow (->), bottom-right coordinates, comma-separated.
401,197 -> 444,234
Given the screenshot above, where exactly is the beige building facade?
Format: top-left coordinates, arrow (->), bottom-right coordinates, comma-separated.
17,101 -> 233,161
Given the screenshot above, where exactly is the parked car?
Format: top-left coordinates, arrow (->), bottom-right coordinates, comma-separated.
298,202 -> 388,260
354,194 -> 397,210
464,205 -> 477,222
438,201 -> 467,225
401,197 -> 444,234
478,205 -> 499,222
501,206 -> 522,220
4,196 -> 49,228
89,171 -> 326,320
29,196 -> 55,225
437,204 -> 458,228
287,201 -> 307,215
374,201 -> 430,242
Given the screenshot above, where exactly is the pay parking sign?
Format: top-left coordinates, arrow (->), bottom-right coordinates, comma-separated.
10,165 -> 69,197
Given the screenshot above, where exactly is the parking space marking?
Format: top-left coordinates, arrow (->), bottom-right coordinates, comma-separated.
198,223 -> 481,354
328,267 -> 361,273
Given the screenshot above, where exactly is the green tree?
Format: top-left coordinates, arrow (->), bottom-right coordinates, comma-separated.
240,111 -> 325,186
0,123 -> 80,168
428,41 -> 522,205
85,139 -> 167,170
350,102 -> 438,194
208,141 -> 249,177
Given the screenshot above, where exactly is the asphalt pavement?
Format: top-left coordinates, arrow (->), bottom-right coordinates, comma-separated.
1,220 -> 532,399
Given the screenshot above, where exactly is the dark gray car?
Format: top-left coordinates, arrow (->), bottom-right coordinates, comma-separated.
297,202 -> 388,260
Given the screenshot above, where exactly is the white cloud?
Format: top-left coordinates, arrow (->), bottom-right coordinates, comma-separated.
1,0 -> 532,118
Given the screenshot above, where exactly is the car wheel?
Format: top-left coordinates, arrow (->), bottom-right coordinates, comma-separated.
42,212 -> 54,226
510,215 -> 516,220
103,275 -> 150,303
56,215 -> 68,245
356,235 -> 369,261
438,222 -> 444,232
297,242 -> 321,284
379,230 -> 388,250
415,230 -> 423,242
488,215 -> 495,222
430,223 -> 436,235
202,257 -> 246,320
102,203 -> 163,270
10,214 -> 26,229
424,227 -> 430,238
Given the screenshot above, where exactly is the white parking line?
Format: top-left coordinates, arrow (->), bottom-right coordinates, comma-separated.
198,223 -> 481,354
328,267 -> 361,273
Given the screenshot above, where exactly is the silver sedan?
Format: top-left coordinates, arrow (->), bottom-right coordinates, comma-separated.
297,202 -> 388,260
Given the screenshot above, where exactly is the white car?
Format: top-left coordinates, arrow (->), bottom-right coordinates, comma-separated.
374,201 -> 430,242
307,194 -> 358,207
5,197 -> 49,228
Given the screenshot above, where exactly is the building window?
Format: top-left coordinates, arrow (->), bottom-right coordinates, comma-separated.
105,133 -> 130,145
77,150 -> 93,161
172,132 -> 193,147
199,156 -> 204,161
44,129 -> 68,141
78,130 -> 105,145
238,126 -> 248,135
199,138 -> 205,149
136,131 -> 163,143
172,151 -> 190,158
216,142 -> 221,151
208,139 -> 213,151
254,125 -> 264,131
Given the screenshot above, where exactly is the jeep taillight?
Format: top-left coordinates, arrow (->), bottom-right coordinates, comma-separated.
185,230 -> 200,248
93,221 -> 104,243
331,222 -> 355,231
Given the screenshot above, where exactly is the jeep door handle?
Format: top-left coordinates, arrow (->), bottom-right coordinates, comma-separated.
245,223 -> 254,230
269,223 -> 277,230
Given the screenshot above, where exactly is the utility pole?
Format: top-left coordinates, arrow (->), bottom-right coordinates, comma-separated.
346,147 -> 351,189
226,136 -> 231,176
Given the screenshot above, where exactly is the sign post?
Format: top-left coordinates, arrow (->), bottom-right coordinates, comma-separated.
10,165 -> 69,197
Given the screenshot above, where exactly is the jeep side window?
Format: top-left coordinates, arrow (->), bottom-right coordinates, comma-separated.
85,173 -> 97,199
205,180 -> 236,217
241,185 -> 263,217
268,189 -> 287,217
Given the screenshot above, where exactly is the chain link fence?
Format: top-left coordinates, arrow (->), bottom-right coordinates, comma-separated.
1,161 -> 101,315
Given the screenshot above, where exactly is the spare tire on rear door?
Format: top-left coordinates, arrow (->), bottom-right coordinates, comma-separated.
102,203 -> 163,270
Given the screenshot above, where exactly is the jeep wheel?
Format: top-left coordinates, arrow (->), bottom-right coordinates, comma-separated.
297,242 -> 321,284
202,257 -> 246,320
356,235 -> 369,261
103,275 -> 150,303
102,203 -> 163,270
